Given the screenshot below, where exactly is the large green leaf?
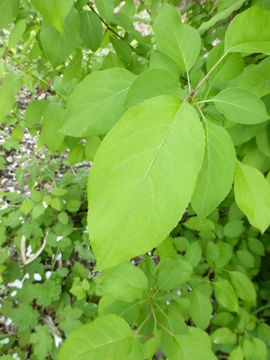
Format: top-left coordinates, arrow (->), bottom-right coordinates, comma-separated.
234,161 -> 270,233
199,0 -> 245,32
32,0 -> 73,33
225,6 -> 270,54
39,8 -> 80,67
238,57 -> 270,98
61,68 -> 136,137
58,315 -> 134,360
0,73 -> 23,124
80,10 -> 103,52
153,4 -> 201,72
192,119 -> 236,218
212,88 -> 269,124
0,0 -> 19,30
124,68 -> 180,109
88,96 -> 205,269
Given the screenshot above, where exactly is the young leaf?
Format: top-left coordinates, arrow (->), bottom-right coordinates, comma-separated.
234,161 -> 270,233
0,0 -> 19,30
124,68 -> 180,109
39,8 -> 80,67
190,288 -> 212,330
212,88 -> 269,125
153,4 -> 201,73
100,263 -> 148,302
157,258 -> 193,290
211,327 -> 237,345
168,328 -> 216,360
32,0 -> 74,33
199,0 -> 245,32
214,279 -> 239,313
88,96 -> 205,269
40,103 -> 66,152
229,271 -> 257,305
225,6 -> 270,54
80,10 -> 103,52
150,50 -> 181,79
58,315 -> 134,360
192,119 -> 236,218
0,73 -> 23,124
238,57 -> 270,98
61,68 -> 136,137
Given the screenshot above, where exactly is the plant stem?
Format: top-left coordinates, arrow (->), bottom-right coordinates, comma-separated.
188,52 -> 228,100
253,304 -> 270,314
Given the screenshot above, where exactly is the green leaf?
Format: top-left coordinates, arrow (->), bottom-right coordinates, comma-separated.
58,315 -> 134,360
94,0 -> 114,23
8,19 -> 26,48
30,326 -> 53,360
40,8 -> 80,67
80,10 -> 103,51
100,263 -> 148,302
229,271 -> 257,305
124,68 -> 180,109
211,327 -> 237,345
190,288 -> 212,330
192,119 -> 236,218
223,220 -> 245,238
199,0 -> 245,32
157,258 -> 193,290
40,103 -> 66,152
214,279 -> 239,313
32,0 -> 74,33
10,304 -> 39,331
184,241 -> 202,268
256,124 -> 270,158
85,136 -> 101,161
234,161 -> 270,233
31,280 -> 61,307
0,73 -> 23,124
88,96 -> 205,269
168,328 -> 216,360
153,4 -> 201,72
212,88 -> 269,125
207,43 -> 244,87
229,346 -> 244,360
61,68 -> 136,137
238,57 -> 270,98
150,50 -> 181,79
24,100 -> 48,128
0,0 -> 19,30
225,6 -> 270,54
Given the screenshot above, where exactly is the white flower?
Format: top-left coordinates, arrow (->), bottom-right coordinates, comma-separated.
34,273 -> 42,281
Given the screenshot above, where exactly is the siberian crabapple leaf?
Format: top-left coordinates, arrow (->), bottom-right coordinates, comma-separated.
60,68 -> 136,137
32,0 -> 74,33
212,88 -> 269,125
153,4 -> 201,73
124,68 -> 180,109
58,315 -> 134,360
87,95 -> 205,269
199,0 -> 245,32
225,6 -> 270,54
192,119 -> 236,218
80,10 -> 103,52
234,161 -> 270,233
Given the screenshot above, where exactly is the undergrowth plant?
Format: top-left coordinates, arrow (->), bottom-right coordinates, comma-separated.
1,0 -> 270,359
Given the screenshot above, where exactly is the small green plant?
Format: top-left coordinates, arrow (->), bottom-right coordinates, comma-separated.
1,0 -> 270,359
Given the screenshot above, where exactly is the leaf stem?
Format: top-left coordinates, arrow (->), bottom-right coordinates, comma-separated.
188,52 -> 228,100
253,303 -> 270,314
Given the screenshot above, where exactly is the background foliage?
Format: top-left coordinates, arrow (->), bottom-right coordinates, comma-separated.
1,0 -> 270,359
